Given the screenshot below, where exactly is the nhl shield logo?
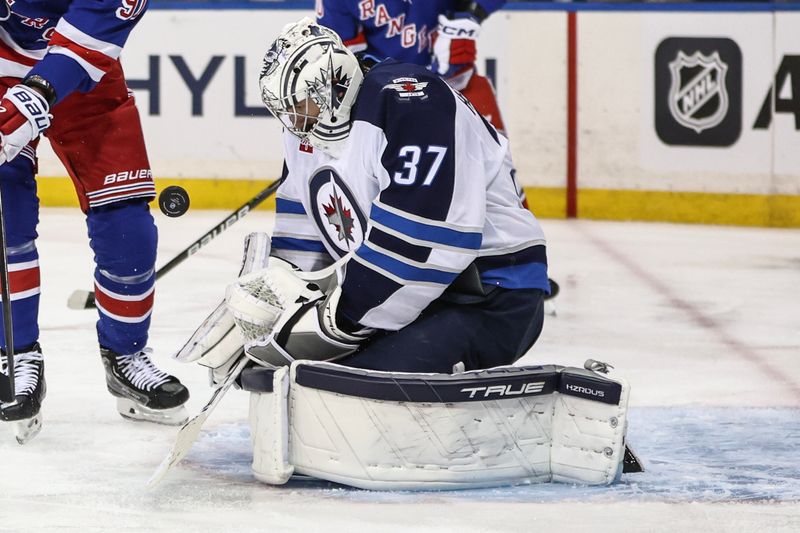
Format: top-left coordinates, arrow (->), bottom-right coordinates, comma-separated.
668,51 -> 729,133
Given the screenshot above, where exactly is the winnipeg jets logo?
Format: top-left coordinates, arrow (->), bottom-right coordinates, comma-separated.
322,194 -> 355,244
307,46 -> 352,114
383,77 -> 428,98
668,51 -> 729,133
309,167 -> 367,258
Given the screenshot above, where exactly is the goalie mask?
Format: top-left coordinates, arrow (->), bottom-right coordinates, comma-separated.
259,18 -> 364,157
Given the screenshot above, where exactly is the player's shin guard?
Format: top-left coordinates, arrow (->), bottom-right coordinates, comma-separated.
88,200 -> 156,354
0,240 -> 41,351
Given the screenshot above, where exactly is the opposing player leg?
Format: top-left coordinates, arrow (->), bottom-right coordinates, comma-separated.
460,73 -> 507,133
0,140 -> 46,443
89,201 -> 188,424
47,61 -> 188,425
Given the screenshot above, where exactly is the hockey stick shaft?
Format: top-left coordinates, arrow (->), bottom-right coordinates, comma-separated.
71,178 -> 284,310
0,186 -> 15,402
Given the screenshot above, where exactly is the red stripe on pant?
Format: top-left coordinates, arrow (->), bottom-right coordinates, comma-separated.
94,284 -> 154,321
0,263 -> 41,300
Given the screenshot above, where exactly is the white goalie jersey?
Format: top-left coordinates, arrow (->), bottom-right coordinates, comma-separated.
271,59 -> 549,332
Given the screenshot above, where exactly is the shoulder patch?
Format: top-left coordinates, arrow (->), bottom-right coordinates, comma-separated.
382,77 -> 429,99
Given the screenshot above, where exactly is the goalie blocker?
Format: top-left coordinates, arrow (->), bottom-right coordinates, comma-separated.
239,359 -> 643,490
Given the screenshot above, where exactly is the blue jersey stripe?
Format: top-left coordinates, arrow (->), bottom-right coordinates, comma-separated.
271,237 -> 327,253
276,198 -> 306,215
479,262 -> 550,292
371,204 -> 482,251
368,227 -> 432,263
356,246 -> 459,285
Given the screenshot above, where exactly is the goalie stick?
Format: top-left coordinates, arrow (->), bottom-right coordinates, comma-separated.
149,232 -> 272,485
67,178 -> 284,310
147,354 -> 249,487
0,185 -> 14,402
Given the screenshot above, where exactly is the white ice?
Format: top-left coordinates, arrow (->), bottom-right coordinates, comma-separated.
0,208 -> 798,532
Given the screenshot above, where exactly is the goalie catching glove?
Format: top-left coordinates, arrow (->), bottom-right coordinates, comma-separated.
225,257 -> 374,367
173,232 -> 271,384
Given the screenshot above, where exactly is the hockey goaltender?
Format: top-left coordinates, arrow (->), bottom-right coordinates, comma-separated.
157,18 -> 643,490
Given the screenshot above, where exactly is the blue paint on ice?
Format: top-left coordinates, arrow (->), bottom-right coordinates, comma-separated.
188,407 -> 800,503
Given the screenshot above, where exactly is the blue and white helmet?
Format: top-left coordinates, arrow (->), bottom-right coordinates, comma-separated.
259,18 -> 364,157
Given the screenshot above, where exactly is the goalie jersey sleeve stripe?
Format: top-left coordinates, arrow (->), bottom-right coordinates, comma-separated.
272,237 -> 328,254
276,197 -> 307,215
370,202 -> 482,251
367,227 -> 432,263
272,163 -> 333,271
355,244 -> 459,286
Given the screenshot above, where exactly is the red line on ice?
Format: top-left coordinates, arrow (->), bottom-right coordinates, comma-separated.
579,223 -> 800,403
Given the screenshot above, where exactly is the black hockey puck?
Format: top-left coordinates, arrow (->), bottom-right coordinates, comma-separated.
159,186 -> 190,217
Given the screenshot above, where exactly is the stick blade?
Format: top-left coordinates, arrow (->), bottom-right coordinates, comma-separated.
67,290 -> 95,310
147,409 -> 211,487
146,357 -> 248,487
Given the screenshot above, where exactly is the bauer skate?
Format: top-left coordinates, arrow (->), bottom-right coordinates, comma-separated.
0,343 -> 46,444
100,347 -> 189,426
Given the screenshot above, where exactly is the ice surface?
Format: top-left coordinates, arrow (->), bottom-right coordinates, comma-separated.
0,209 -> 798,532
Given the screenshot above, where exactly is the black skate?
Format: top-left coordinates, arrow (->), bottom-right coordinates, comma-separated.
0,343 -> 46,444
100,347 -> 189,426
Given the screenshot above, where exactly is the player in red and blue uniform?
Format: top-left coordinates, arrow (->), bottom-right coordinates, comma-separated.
316,0 -> 509,131
0,0 -> 188,441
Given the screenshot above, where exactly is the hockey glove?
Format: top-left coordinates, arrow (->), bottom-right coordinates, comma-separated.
0,84 -> 51,165
431,13 -> 481,91
227,258 -> 373,367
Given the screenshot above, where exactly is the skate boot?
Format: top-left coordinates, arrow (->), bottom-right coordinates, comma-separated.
0,343 -> 46,444
100,346 -> 189,426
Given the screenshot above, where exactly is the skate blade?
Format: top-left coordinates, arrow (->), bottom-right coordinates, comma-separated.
117,398 -> 188,426
13,413 -> 43,445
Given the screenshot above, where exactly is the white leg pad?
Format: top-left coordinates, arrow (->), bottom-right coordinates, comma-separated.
289,381 -> 554,489
243,361 -> 635,490
248,366 -> 293,485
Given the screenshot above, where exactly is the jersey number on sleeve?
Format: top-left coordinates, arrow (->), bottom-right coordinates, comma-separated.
392,145 -> 448,186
